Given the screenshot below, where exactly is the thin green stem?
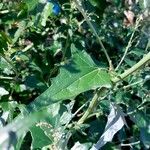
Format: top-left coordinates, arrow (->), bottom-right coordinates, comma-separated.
73,101 -> 89,118
73,0 -> 113,70
0,76 -> 14,80
62,33 -> 70,62
115,17 -> 142,71
112,51 -> 150,83
123,79 -> 143,89
121,141 -> 140,147
145,39 -> 150,52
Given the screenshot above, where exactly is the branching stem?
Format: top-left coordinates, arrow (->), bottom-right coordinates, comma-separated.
77,51 -> 150,124
112,52 -> 150,83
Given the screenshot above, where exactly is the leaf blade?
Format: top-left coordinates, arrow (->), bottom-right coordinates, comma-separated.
27,45 -> 112,112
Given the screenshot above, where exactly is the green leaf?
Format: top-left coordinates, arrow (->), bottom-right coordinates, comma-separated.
130,110 -> 150,149
13,21 -> 26,44
27,44 -> 112,112
40,2 -> 53,27
30,125 -> 52,149
0,109 -> 48,149
0,45 -> 111,148
24,0 -> 39,12
124,58 -> 135,67
88,0 -> 99,7
0,32 -> 11,53
129,48 -> 145,57
30,103 -> 69,149
0,57 -> 12,74
88,0 -> 108,16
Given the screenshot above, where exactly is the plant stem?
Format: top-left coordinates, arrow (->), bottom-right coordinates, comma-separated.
77,87 -> 107,124
73,0 -> 113,70
121,141 -> 140,147
0,76 -> 14,80
62,32 -> 70,62
77,51 -> 150,124
115,17 -> 141,71
123,79 -> 143,89
112,52 -> 150,83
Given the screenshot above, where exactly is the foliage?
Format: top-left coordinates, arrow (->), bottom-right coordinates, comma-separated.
0,0 -> 150,149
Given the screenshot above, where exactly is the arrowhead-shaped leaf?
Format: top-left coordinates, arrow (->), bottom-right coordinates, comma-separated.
27,44 -> 112,112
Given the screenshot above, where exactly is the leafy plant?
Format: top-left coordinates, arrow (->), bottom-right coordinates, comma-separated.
0,0 -> 150,149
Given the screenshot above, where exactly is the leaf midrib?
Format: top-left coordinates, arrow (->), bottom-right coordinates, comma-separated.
50,67 -> 109,100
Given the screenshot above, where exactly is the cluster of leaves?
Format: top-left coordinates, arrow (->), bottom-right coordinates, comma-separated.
0,0 -> 150,149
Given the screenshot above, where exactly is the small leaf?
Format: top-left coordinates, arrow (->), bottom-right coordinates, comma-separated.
124,57 -> 135,67
88,0 -> 98,7
129,48 -> 145,57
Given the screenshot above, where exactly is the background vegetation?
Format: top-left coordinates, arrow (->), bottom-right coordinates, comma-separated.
0,0 -> 150,149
